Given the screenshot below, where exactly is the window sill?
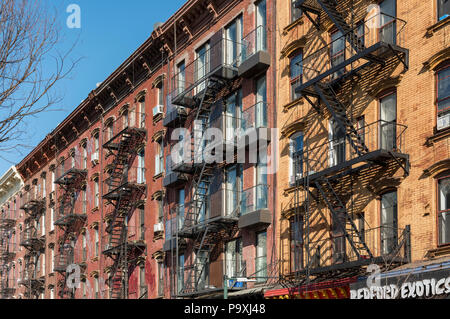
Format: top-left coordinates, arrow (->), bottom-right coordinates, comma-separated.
425,244 -> 450,259
426,16 -> 450,37
282,97 -> 304,112
91,207 -> 99,213
153,113 -> 163,124
425,126 -> 450,146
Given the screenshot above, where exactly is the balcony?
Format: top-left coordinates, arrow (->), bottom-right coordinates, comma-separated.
20,191 -> 45,218
0,281 -> 15,297
0,242 -> 16,262
239,101 -> 272,149
239,26 -> 271,78
18,269 -> 44,290
296,12 -> 408,97
53,248 -> 85,273
293,120 -> 409,185
19,227 -> 44,251
171,38 -> 241,108
102,226 -> 146,256
54,199 -> 87,226
163,155 -> 188,188
103,111 -> 147,150
238,184 -> 271,229
163,95 -> 188,128
292,225 -> 411,276
103,166 -> 147,201
0,210 -> 16,229
175,187 -> 240,238
54,155 -> 87,186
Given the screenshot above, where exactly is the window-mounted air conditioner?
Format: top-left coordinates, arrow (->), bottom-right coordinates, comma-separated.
154,223 -> 164,234
437,113 -> 450,131
153,105 -> 164,117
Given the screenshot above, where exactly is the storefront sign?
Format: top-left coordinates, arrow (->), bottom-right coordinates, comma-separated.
350,267 -> 450,299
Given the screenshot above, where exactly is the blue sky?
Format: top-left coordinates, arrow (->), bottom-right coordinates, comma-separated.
0,0 -> 186,174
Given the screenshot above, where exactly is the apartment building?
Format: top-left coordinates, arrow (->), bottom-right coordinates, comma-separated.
0,167 -> 24,299
160,0 -> 277,299
266,0 -> 450,299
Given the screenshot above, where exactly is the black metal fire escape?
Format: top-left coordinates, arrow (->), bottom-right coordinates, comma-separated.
167,37 -> 241,297
53,161 -> 88,299
102,120 -> 147,299
0,213 -> 16,299
288,0 -> 411,283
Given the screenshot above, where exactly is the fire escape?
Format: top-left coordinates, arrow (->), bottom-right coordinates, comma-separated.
53,154 -> 88,298
164,35 -> 246,298
102,112 -> 147,299
0,209 -> 16,299
19,186 -> 45,298
284,0 -> 411,285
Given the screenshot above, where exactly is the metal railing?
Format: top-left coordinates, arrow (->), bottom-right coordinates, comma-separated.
241,101 -> 270,130
171,38 -> 242,104
224,259 -> 247,288
240,184 -> 269,216
20,189 -> 45,210
103,166 -> 146,195
293,120 -> 407,176
20,227 -> 42,244
55,155 -> 88,181
302,225 -> 410,269
241,25 -> 267,61
55,199 -> 87,223
102,226 -> 143,252
54,248 -> 84,272
0,210 -> 17,228
299,13 -> 407,85
103,111 -> 146,144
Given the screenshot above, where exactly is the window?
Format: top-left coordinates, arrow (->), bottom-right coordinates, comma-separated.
94,278 -> 99,299
50,207 -> 54,231
42,177 -> 46,198
225,238 -> 243,280
51,171 -> 55,192
438,173 -> 450,245
138,98 -> 146,128
437,64 -> 450,130
289,132 -> 303,185
379,0 -> 397,45
122,109 -> 129,129
82,233 -> 87,261
177,254 -> 184,294
290,52 -> 303,101
255,0 -> 267,52
225,16 -> 243,67
83,144 -> 88,169
381,190 -> 398,254
176,61 -> 186,95
329,118 -> 346,167
225,165 -> 242,217
356,116 -> 366,146
139,266 -> 147,298
256,76 -> 267,128
177,189 -> 185,231
195,42 -> 210,93
139,207 -> 145,241
332,207 -> 346,263
380,91 -> 397,150
158,262 -> 164,296
290,215 -> 303,272
291,0 -> 302,23
138,149 -> 146,184
157,82 -> 164,107
330,30 -> 345,79
93,132 -> 99,161
356,21 -> 365,48
94,178 -> 99,208
255,231 -> 267,282
95,229 -> 99,256
157,199 -> 163,223
106,121 -> 114,141
155,140 -> 164,176
51,248 -> 54,273
256,151 -> 268,211
438,0 -> 450,21
82,189 -> 87,214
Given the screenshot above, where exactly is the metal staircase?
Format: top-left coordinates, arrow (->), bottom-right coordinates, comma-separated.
102,115 -> 147,299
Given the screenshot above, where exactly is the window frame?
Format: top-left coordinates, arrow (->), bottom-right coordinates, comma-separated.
290,0 -> 302,23
436,63 -> 450,125
437,171 -> 450,246
289,50 -> 303,102
438,0 -> 450,21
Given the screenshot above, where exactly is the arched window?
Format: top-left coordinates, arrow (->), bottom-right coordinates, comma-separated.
436,61 -> 450,130
437,171 -> 450,245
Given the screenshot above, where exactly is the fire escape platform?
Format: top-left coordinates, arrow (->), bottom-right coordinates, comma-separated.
20,238 -> 45,251
163,106 -> 188,128
177,215 -> 239,238
102,241 -> 146,256
54,169 -> 87,185
54,213 -> 87,226
295,41 -> 409,97
0,219 -> 16,229
298,149 -> 409,186
102,182 -> 146,201
0,252 -> 16,262
103,127 -> 147,150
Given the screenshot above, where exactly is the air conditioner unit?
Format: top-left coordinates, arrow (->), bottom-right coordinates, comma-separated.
153,105 -> 164,116
154,223 -> 164,234
437,113 -> 450,130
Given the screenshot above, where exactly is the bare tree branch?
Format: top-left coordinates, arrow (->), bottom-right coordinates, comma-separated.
0,0 -> 80,152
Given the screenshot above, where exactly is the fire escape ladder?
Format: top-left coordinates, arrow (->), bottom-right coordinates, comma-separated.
315,82 -> 369,157
108,223 -> 129,299
315,179 -> 373,260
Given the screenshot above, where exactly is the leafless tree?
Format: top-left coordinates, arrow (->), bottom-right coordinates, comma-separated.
0,0 -> 79,154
